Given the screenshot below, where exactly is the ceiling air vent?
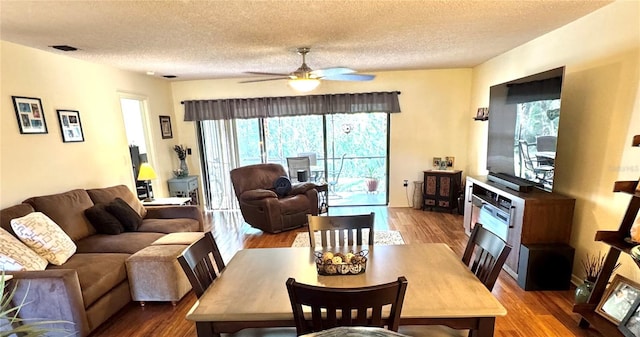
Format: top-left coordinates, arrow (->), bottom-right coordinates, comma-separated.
49,45 -> 78,52
163,75 -> 177,79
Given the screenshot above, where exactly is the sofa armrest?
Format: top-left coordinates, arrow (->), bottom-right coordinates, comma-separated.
289,182 -> 317,195
7,269 -> 89,337
240,189 -> 278,201
144,205 -> 204,231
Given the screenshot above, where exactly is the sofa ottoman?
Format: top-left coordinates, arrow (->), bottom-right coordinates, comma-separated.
125,245 -> 191,306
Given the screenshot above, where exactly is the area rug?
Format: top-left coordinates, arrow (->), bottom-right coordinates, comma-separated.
291,230 -> 405,247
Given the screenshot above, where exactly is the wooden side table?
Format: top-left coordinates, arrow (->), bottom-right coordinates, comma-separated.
142,197 -> 192,206
168,176 -> 199,205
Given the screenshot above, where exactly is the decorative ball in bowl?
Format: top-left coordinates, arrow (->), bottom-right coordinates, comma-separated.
173,169 -> 188,178
314,250 -> 368,276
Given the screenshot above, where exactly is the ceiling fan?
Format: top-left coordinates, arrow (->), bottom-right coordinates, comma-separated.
240,47 -> 375,92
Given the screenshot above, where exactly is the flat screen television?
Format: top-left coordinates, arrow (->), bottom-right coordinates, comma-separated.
486,67 -> 565,192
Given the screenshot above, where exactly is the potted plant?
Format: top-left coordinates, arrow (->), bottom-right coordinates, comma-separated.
575,252 -> 620,304
364,167 -> 380,193
1,272 -> 70,335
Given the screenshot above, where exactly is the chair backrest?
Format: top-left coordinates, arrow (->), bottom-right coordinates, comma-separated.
518,140 -> 536,171
286,276 -> 408,335
461,223 -> 512,291
306,213 -> 375,248
287,156 -> 311,182
298,152 -> 318,166
536,135 -> 557,152
229,163 -> 288,198
177,231 -> 226,298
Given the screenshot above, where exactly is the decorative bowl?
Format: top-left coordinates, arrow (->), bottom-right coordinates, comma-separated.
314,250 -> 368,276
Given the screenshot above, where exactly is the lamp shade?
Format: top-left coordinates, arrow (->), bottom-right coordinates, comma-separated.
288,78 -> 320,92
137,163 -> 157,181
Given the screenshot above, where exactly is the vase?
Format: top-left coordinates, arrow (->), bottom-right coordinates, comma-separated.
574,280 -> 594,304
179,159 -> 189,177
413,181 -> 424,209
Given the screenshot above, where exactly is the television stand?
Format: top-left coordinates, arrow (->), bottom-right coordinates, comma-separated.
487,172 -> 534,192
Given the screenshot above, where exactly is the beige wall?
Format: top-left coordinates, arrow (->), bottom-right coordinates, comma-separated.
170,68 -> 473,207
0,41 -> 176,207
468,0 -> 640,280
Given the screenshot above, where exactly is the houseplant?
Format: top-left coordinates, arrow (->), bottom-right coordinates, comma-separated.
575,252 -> 620,304
1,272 -> 70,336
364,167 -> 380,193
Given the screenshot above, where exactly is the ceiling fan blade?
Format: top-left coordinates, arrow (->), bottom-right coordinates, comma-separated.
245,71 -> 291,77
239,77 -> 290,83
322,73 -> 375,81
311,67 -> 356,78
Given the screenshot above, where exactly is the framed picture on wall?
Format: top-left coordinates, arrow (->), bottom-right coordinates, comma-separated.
159,115 -> 173,139
56,110 -> 84,142
12,96 -> 48,134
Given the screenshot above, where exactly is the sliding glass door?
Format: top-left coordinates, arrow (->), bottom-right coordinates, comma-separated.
199,113 -> 388,210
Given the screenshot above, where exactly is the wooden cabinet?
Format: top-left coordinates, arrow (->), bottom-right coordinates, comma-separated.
422,170 -> 462,213
573,136 -> 640,336
463,176 -> 575,278
168,176 -> 200,205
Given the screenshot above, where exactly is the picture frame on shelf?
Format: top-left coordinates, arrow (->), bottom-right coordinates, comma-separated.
12,96 -> 48,134
474,107 -> 489,121
445,156 -> 455,169
596,274 -> 640,324
619,297 -> 640,337
57,110 -> 84,142
159,115 -> 173,139
432,157 -> 441,169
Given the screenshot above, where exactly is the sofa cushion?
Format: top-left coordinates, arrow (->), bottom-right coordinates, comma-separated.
47,253 -> 129,308
105,198 -> 142,232
0,203 -> 35,237
0,227 -> 48,271
84,203 -> 124,235
86,185 -> 147,219
23,189 -> 96,242
11,212 -> 77,265
75,232 -> 165,254
138,218 -> 201,233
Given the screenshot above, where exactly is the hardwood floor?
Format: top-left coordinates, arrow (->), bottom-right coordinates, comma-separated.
89,207 -> 603,337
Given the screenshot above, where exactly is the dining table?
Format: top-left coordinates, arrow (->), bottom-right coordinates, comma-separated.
186,243 -> 507,337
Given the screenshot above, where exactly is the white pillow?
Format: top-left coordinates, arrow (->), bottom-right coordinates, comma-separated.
11,212 -> 77,265
0,227 -> 48,271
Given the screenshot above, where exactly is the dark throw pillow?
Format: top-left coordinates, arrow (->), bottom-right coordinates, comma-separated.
84,203 -> 125,235
273,176 -> 292,197
105,197 -> 143,232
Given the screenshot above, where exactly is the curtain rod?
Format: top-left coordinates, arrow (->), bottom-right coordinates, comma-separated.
179,91 -> 402,104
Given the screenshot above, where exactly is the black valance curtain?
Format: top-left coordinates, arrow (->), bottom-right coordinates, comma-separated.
183,91 -> 401,121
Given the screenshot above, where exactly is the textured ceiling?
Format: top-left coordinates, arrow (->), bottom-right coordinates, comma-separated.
0,0 -> 612,81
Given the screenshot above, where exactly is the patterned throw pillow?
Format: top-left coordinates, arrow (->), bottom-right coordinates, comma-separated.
11,212 -> 77,265
0,227 -> 48,271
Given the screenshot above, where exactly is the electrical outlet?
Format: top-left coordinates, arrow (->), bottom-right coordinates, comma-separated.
403,180 -> 408,187
187,148 -> 192,155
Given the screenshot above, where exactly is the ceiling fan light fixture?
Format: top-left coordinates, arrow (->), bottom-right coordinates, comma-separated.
288,78 -> 320,92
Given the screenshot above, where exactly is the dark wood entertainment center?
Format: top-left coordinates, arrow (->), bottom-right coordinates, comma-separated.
463,175 -> 576,279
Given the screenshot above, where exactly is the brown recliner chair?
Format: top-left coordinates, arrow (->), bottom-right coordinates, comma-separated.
230,163 -> 319,233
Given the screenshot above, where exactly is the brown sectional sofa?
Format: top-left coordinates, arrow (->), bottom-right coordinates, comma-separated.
0,185 -> 203,337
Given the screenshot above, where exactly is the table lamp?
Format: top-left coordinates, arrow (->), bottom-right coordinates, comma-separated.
137,163 -> 157,202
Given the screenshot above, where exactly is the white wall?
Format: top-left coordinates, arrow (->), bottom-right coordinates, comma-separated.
170,68 -> 473,207
0,41 -> 177,207
468,0 -> 640,280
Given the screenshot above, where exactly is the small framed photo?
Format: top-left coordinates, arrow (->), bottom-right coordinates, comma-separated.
619,297 -> 640,337
475,107 -> 489,120
159,115 -> 173,139
445,156 -> 455,169
432,157 -> 441,168
597,274 -> 640,324
12,96 -> 48,134
57,110 -> 84,142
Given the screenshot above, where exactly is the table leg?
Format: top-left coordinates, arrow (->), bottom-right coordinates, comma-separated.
196,322 -> 220,337
470,317 -> 495,337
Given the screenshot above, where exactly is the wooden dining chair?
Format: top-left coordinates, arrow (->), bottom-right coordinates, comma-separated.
177,231 -> 226,298
398,224 -> 511,337
286,276 -> 408,335
306,212 -> 375,248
